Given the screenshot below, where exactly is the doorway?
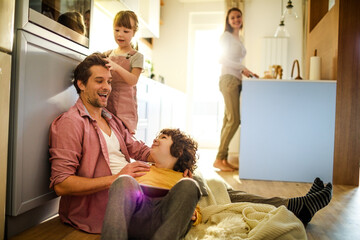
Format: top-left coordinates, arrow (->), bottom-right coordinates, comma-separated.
187,12 -> 224,149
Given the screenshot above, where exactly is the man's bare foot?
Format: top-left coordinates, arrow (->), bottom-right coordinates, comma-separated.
213,159 -> 234,172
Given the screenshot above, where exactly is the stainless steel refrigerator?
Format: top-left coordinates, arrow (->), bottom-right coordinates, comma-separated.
4,0 -> 91,238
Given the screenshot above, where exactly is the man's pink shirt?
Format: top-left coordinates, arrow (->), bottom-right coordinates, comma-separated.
49,98 -> 150,233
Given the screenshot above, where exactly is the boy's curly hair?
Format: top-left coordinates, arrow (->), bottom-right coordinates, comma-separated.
159,128 -> 198,173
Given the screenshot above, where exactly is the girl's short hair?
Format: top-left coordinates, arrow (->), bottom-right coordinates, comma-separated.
159,128 -> 198,173
224,7 -> 243,33
113,10 -> 138,33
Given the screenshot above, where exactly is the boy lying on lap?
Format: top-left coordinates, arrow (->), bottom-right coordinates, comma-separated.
101,128 -> 332,239
101,128 -> 201,240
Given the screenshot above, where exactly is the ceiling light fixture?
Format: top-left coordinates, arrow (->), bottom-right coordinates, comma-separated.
274,17 -> 290,38
274,0 -> 290,38
282,0 -> 298,19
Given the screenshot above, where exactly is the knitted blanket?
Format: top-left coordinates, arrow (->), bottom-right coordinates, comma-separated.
185,178 -> 307,240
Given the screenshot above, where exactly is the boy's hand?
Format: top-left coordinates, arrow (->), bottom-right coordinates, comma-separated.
191,210 -> 197,221
183,169 -> 193,178
191,207 -> 202,225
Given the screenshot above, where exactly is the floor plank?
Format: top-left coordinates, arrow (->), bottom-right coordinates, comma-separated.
9,216 -> 100,240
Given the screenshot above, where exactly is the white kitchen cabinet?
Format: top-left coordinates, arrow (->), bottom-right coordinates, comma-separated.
159,84 -> 186,131
136,77 -> 186,145
138,0 -> 160,38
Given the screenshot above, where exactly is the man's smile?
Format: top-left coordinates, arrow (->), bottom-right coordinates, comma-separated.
98,92 -> 109,100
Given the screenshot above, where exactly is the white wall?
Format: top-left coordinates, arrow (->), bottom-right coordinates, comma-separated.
152,0 -> 225,93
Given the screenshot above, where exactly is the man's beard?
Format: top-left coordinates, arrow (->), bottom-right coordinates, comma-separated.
87,96 -> 107,108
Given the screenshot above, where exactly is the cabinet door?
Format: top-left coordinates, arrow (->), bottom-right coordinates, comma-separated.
136,79 -> 149,143
159,85 -> 186,130
7,30 -> 84,216
138,0 -> 160,37
146,81 -> 161,144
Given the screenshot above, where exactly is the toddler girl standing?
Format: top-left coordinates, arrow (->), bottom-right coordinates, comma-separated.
104,10 -> 143,134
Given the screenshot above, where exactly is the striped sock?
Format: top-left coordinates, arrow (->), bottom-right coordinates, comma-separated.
306,177 -> 324,196
288,183 -> 332,225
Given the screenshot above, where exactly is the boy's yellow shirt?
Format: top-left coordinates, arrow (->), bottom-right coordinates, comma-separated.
136,165 -> 183,189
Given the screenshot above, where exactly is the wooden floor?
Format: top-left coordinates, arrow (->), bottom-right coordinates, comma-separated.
10,149 -> 360,240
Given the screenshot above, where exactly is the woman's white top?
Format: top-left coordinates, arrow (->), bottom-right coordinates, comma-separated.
100,128 -> 128,175
219,31 -> 247,80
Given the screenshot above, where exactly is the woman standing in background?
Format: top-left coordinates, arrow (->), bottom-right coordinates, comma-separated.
214,7 -> 258,171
